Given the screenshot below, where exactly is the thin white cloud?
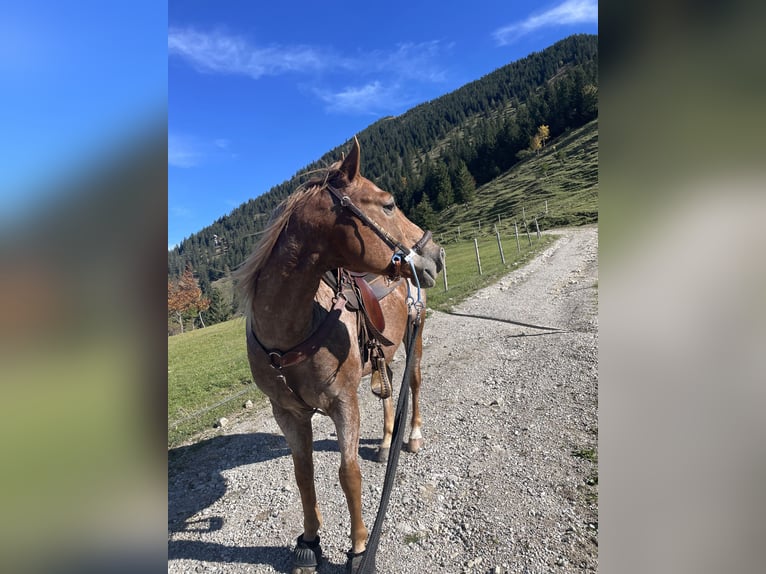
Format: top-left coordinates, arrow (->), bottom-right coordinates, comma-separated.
314,81 -> 416,115
168,27 -> 328,78
373,41 -> 449,82
493,0 -> 598,45
168,27 -> 450,115
169,27 -> 449,82
168,134 -> 201,168
169,134 -> 235,167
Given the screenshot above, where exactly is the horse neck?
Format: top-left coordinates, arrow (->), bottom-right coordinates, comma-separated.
248,232 -> 326,351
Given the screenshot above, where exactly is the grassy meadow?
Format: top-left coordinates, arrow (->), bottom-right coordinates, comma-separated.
427,232 -> 555,311
168,318 -> 259,447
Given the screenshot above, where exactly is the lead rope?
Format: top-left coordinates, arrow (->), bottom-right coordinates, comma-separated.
357,258 -> 423,574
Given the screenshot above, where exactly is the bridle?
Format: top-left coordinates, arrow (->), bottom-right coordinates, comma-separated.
324,183 -> 433,286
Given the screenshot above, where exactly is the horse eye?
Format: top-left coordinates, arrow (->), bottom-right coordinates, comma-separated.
383,201 -> 396,214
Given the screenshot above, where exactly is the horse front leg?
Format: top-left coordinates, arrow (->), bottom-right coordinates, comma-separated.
330,395 -> 369,565
271,402 -> 323,573
407,327 -> 425,453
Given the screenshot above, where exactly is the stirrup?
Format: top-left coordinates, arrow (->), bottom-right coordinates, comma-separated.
370,357 -> 392,399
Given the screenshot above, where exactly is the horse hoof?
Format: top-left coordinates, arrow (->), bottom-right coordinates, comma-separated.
292,534 -> 321,574
346,549 -> 373,573
407,438 -> 422,453
375,447 -> 390,463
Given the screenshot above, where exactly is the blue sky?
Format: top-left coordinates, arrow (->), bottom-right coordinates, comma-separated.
168,0 -> 598,249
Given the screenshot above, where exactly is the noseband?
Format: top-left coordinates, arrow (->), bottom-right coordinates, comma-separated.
325,184 -> 432,281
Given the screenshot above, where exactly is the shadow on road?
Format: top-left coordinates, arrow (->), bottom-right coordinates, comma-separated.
443,310 -> 566,332
168,431 -> 381,572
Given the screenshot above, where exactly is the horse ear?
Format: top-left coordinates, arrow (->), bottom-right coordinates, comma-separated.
339,136 -> 360,182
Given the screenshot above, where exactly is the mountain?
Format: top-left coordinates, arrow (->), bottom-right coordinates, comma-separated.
168,34 -> 597,293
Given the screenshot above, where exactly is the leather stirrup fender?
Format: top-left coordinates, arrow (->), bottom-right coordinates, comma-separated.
353,275 -> 386,334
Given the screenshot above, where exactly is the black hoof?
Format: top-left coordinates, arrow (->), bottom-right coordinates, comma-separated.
346,549 -> 373,573
291,534 -> 322,574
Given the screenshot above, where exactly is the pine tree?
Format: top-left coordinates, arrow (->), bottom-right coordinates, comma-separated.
205,286 -> 231,325
424,161 -> 454,210
410,196 -> 437,230
452,161 -> 476,204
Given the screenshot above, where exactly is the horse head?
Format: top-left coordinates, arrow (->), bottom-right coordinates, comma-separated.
320,137 -> 444,287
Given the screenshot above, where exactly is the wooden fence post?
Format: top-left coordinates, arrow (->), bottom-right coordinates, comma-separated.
495,225 -> 506,265
514,221 -> 521,253
525,221 -> 532,246
473,238 -> 482,275
442,255 -> 448,291
534,218 -> 541,239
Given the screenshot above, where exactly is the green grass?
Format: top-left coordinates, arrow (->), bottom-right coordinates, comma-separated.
404,532 -> 423,544
428,232 -> 556,311
168,318 -> 262,447
572,447 -> 598,463
572,446 -> 599,504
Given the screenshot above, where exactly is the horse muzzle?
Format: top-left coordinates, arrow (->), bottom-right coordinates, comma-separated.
406,247 -> 442,288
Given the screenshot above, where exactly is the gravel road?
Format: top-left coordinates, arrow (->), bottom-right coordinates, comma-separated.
169,225 -> 598,573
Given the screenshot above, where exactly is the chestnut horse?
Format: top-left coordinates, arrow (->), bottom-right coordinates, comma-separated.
234,138 -> 443,573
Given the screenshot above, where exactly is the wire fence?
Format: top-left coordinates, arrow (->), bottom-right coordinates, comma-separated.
169,384 -> 254,430
432,199 -> 553,246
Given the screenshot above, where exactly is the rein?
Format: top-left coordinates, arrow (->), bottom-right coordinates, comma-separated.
356,300 -> 422,574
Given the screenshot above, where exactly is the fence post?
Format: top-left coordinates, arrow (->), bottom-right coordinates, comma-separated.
545,200 -> 548,215
473,238 -> 482,275
534,218 -> 541,239
457,226 -> 461,240
525,221 -> 532,246
495,225 -> 506,265
514,220 -> 521,253
442,254 -> 449,291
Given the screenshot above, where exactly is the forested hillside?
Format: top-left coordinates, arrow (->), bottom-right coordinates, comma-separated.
168,34 -> 597,331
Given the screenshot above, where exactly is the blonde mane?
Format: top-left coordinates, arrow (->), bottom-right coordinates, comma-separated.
234,165 -> 340,312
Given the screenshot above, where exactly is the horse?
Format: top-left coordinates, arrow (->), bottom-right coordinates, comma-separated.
234,137 -> 444,573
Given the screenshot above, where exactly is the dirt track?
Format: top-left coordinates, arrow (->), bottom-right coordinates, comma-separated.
168,225 -> 598,573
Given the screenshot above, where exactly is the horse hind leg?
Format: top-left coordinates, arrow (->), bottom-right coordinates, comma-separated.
376,364 -> 394,463
271,403 -> 323,572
